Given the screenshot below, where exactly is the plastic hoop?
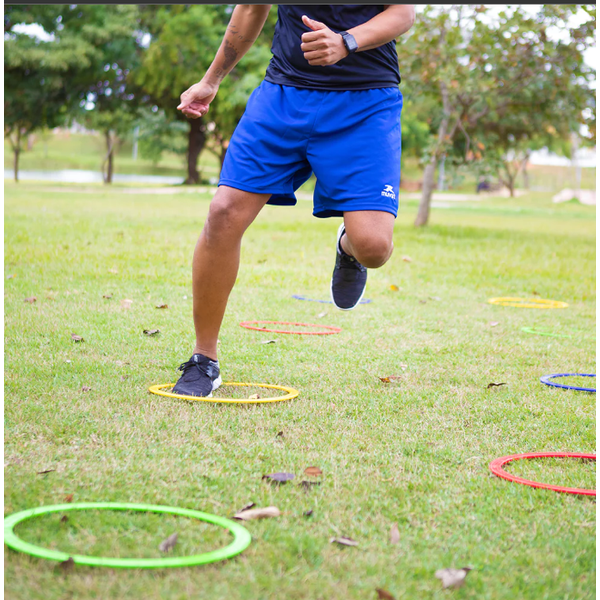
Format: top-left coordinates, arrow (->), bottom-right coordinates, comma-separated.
540,373 -> 596,393
149,382 -> 299,404
239,321 -> 342,335
489,452 -> 596,496
488,297 -> 568,309
521,327 -> 572,338
3,502 -> 251,568
291,294 -> 371,305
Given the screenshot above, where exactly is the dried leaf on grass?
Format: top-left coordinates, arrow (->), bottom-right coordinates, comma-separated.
24,297 -> 37,304
435,567 -> 472,589
58,557 -> 75,572
37,468 -> 55,475
376,589 -> 396,600
120,299 -> 133,309
262,472 -> 295,483
419,299 -> 427,304
390,522 -> 400,544
429,296 -> 441,301
300,481 -> 321,492
60,515 -> 69,523
402,256 -> 412,262
276,431 -> 284,438
234,506 -> 281,521
317,312 -> 327,318
143,329 -> 160,336
303,509 -> 313,517
330,536 -> 358,547
389,284 -> 400,292
81,386 -> 92,392
65,494 -> 73,503
260,340 -> 276,344
489,321 -> 499,327
71,334 -> 84,342
103,294 -> 113,300
379,376 -> 402,384
158,532 -> 178,553
248,393 -> 261,400
236,502 -> 256,513
487,382 -> 507,389
155,304 -> 169,309
304,466 -> 322,477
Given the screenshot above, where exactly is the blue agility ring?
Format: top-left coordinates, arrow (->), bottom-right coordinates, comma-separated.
292,294 -> 371,305
540,373 -> 596,393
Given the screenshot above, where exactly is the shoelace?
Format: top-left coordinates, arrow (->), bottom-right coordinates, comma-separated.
178,359 -> 215,379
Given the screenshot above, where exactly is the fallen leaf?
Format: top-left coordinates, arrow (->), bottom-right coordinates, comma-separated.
435,567 -> 472,589
390,522 -> 400,544
419,299 -> 427,304
65,494 -> 73,503
276,431 -> 284,438
155,304 -> 169,309
376,589 -> 396,600
487,382 -> 507,389
317,312 -> 327,318
60,515 -> 68,523
81,386 -> 92,392
234,506 -> 281,521
389,284 -> 400,292
143,329 -> 160,336
158,532 -> 178,553
120,299 -> 133,309
121,375 -> 128,381
402,256 -> 412,262
7,274 -> 16,279
429,296 -> 441,301
490,321 -> 499,327
103,294 -> 113,300
24,297 -> 37,304
532,290 -> 540,296
71,333 -> 84,342
301,480 -> 321,491
379,376 -> 402,384
304,466 -> 323,477
108,268 -> 118,274
58,557 -> 75,572
37,469 -> 55,475
262,472 -> 295,483
303,509 -> 313,517
260,340 -> 276,344
330,536 -> 358,547
248,393 -> 261,400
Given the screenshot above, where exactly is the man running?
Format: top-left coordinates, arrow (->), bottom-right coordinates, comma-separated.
174,4 -> 415,397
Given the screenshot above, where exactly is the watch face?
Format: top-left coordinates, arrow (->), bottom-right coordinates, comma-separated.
343,33 -> 358,53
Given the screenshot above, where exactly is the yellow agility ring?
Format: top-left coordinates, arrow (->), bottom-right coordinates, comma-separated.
148,382 -> 299,404
488,297 -> 568,309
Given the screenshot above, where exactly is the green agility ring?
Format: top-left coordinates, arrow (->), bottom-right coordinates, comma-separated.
3,502 -> 251,568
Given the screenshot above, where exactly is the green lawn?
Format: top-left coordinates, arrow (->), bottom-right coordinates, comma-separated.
4,182 -> 595,599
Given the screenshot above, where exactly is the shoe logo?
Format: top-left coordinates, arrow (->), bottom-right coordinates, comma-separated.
381,184 -> 396,199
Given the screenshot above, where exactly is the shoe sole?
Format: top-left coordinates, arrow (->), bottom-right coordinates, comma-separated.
330,222 -> 367,311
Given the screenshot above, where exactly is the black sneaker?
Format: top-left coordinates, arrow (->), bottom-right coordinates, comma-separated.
172,354 -> 222,398
330,223 -> 367,311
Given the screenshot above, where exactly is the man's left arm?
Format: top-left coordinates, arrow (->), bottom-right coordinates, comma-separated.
301,5 -> 415,67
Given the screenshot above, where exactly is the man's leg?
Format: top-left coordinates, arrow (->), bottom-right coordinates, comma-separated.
193,186 -> 270,359
340,210 -> 395,268
173,185 -> 269,397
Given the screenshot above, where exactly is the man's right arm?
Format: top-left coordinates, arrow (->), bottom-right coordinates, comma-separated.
178,5 -> 272,119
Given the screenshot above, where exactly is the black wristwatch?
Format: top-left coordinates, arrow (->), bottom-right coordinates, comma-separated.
340,31 -> 359,54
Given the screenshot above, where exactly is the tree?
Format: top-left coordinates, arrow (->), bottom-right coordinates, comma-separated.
401,5 -> 596,225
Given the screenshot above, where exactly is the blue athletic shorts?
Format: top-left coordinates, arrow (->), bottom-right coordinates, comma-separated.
219,81 -> 402,218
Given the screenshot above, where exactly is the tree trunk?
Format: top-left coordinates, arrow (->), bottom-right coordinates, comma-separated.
13,148 -> 20,183
185,118 -> 206,185
102,130 -> 114,184
521,154 -> 530,189
415,159 -> 437,226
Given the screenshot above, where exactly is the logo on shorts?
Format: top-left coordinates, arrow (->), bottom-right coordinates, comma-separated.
381,185 -> 396,200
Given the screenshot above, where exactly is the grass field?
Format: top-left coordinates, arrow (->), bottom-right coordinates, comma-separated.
4,182 -> 595,599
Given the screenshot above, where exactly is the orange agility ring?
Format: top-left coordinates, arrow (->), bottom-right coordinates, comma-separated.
489,452 -> 596,496
239,321 -> 342,335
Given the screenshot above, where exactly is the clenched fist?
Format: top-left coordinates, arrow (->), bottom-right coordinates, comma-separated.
177,79 -> 219,119
300,15 -> 349,67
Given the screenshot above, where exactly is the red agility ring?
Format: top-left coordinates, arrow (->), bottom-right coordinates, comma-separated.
489,452 -> 596,496
239,320 -> 342,335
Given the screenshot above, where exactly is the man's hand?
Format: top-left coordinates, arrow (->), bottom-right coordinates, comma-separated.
300,15 -> 348,67
177,80 -> 219,120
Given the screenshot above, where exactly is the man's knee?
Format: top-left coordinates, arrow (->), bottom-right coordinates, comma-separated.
351,235 -> 393,268
205,188 -> 262,239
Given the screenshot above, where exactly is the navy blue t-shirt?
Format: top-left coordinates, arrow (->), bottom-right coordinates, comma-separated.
264,5 -> 401,91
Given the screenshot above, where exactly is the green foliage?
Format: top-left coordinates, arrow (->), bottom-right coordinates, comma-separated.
136,108 -> 188,165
